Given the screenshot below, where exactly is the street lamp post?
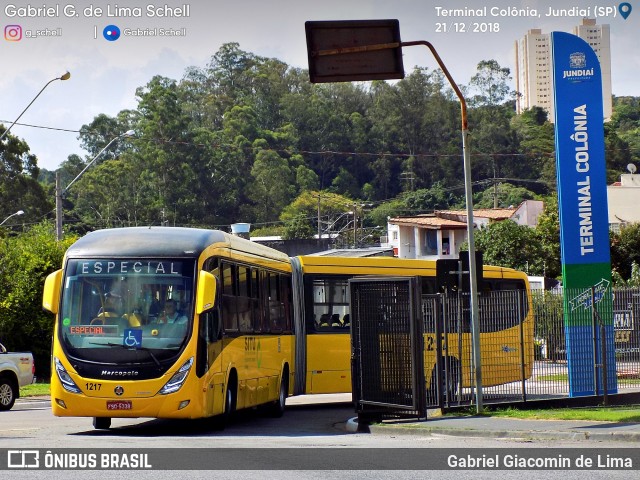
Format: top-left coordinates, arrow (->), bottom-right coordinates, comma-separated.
55,130 -> 135,241
0,72 -> 71,142
0,210 -> 24,227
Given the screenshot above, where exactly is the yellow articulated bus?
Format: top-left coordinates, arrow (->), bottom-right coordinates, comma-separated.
43,227 -> 532,428
294,255 -> 534,397
43,227 -> 295,429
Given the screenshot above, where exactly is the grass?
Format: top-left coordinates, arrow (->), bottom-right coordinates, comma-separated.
537,373 -> 640,385
20,383 -> 50,397
449,405 -> 640,422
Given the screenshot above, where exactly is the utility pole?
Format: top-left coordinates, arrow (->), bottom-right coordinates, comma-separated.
55,172 -> 63,241
317,192 -> 321,242
400,171 -> 416,191
352,208 -> 357,248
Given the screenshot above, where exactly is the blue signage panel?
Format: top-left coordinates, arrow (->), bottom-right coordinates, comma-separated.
551,32 -> 616,396
551,32 -> 610,267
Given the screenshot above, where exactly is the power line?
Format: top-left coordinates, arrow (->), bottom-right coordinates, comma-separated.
0,120 -> 80,134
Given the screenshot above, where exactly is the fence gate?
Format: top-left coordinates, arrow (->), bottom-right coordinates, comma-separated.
350,277 -> 425,421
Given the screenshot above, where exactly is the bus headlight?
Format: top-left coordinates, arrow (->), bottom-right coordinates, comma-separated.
54,357 -> 82,394
158,357 -> 193,395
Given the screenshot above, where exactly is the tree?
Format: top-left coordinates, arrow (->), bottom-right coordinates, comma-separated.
474,220 -> 544,273
510,107 -> 555,194
295,165 -> 319,193
366,198 -> 406,228
0,223 -> 75,378
282,213 -> 315,240
331,166 -> 360,198
610,223 -> 640,280
534,196 -> 561,278
0,130 -> 51,223
78,112 -> 137,160
280,190 -> 355,236
474,182 -> 537,209
466,61 -> 521,184
402,182 -> 461,214
250,148 -> 294,223
468,60 -> 514,107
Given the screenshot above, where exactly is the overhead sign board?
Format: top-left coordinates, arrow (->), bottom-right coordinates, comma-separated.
305,19 -> 405,83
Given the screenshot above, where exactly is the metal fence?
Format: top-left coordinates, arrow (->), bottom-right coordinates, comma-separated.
438,287 -> 640,407
350,280 -> 640,418
529,287 -> 640,400
351,277 -> 426,419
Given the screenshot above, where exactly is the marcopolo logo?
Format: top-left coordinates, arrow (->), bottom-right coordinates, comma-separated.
103,24 -> 120,41
562,51 -> 594,81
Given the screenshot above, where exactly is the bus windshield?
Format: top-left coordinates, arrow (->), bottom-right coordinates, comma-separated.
59,258 -> 195,364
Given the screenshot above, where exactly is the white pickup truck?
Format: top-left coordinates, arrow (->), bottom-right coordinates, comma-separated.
0,342 -> 35,410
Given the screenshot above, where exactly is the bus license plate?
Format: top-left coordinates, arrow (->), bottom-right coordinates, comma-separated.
106,400 -> 132,410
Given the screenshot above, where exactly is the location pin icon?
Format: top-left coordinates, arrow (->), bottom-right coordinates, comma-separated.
619,2 -> 632,19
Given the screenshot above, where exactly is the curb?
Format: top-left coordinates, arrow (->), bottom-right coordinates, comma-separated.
366,423 -> 640,443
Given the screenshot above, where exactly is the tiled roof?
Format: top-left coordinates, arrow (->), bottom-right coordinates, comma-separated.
389,215 -> 467,228
436,208 -> 516,220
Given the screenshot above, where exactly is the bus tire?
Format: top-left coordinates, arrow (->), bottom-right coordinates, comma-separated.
222,372 -> 237,422
93,417 -> 111,429
268,369 -> 288,418
0,375 -> 17,411
208,374 -> 237,431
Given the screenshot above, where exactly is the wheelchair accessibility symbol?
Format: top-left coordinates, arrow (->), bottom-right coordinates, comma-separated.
123,329 -> 143,348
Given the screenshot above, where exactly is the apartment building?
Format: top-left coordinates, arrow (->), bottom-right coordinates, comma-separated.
515,18 -> 612,121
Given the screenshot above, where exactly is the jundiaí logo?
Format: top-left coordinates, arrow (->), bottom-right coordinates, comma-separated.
562,52 -> 594,81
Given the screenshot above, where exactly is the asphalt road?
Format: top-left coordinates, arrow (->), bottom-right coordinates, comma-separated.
1,395 -> 637,479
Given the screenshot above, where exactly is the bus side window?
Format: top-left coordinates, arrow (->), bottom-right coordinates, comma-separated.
222,262 -> 238,332
237,265 -> 252,333
260,270 -> 270,333
282,274 -> 293,332
270,273 -> 284,333
250,268 -> 262,333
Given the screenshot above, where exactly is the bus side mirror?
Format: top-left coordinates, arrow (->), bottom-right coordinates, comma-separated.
43,269 -> 63,314
196,270 -> 217,314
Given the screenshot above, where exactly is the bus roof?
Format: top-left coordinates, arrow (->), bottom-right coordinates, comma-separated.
296,255 -> 524,279
65,227 -> 291,261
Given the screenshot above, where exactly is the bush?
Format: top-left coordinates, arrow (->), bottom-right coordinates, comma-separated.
0,223 -> 75,379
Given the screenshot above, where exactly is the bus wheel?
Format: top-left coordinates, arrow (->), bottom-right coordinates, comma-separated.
0,376 -> 17,411
93,417 -> 111,429
222,379 -> 237,421
209,378 -> 237,431
268,372 -> 288,418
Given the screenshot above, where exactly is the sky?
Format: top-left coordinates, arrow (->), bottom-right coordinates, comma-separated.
1,0 -> 639,171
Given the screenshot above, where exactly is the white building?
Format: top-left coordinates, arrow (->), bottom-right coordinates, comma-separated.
515,18 -> 612,122
608,172 -> 640,233
515,28 -> 553,118
385,200 -> 544,260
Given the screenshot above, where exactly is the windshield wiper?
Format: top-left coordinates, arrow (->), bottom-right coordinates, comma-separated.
88,341 -> 166,367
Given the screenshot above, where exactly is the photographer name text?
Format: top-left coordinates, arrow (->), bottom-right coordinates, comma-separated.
4,4 -> 190,18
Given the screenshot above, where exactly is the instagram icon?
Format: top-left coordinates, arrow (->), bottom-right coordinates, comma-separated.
4,25 -> 22,41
